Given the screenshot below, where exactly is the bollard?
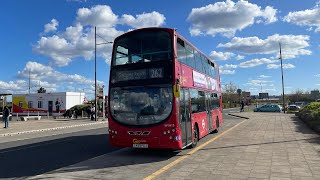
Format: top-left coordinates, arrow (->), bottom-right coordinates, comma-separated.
47,111 -> 49,119
16,113 -> 19,121
82,110 -> 84,118
28,111 -> 29,117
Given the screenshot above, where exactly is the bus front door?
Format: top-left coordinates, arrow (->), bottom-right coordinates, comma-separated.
179,88 -> 192,147
206,93 -> 213,131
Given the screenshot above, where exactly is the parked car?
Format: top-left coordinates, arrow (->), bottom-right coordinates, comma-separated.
254,104 -> 282,112
294,102 -> 307,107
287,104 -> 300,111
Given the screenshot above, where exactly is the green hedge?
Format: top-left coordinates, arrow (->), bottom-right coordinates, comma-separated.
298,102 -> 320,133
298,102 -> 320,121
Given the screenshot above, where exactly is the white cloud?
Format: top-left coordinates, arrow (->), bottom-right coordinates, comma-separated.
0,79 -> 57,94
17,61 -> 103,89
267,63 -> 295,69
249,87 -> 258,91
315,74 -> 320,77
17,61 -> 53,80
220,69 -> 235,74
76,5 -> 118,27
218,34 -> 311,59
64,23 -> 83,43
0,81 -> 25,91
239,58 -> 277,68
284,4 -> 320,32
246,79 -> 274,92
210,51 -> 235,60
187,0 -> 277,37
264,88 -> 276,92
260,75 -> 271,78
34,35 -> 74,66
120,11 -> 165,29
34,5 -> 166,67
247,79 -> 271,86
44,19 -> 59,33
221,64 -> 238,69
236,55 -> 245,60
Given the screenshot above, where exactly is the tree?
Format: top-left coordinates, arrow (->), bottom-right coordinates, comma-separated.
222,82 -> 238,108
288,89 -> 313,103
37,87 -> 46,93
223,82 -> 237,94
237,88 -> 242,103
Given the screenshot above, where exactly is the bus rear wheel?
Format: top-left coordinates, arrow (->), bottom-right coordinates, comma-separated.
191,124 -> 199,148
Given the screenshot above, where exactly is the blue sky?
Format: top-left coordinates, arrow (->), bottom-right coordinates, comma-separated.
0,0 -> 320,98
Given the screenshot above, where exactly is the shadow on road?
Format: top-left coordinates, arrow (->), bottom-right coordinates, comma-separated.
0,133 -> 179,179
40,147 -> 180,177
0,133 -> 120,179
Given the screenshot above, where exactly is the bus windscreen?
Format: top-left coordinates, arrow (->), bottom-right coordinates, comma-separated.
110,86 -> 173,126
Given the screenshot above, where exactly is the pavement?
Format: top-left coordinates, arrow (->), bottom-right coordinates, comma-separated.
0,117 -> 108,143
27,112 -> 320,180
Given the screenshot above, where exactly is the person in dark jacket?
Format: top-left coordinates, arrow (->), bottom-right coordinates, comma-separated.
3,106 -> 10,128
240,100 -> 245,112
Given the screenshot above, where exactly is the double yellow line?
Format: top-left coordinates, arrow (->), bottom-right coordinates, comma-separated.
144,119 -> 248,180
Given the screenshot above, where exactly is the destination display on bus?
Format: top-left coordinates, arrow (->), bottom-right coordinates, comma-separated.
114,68 -> 164,82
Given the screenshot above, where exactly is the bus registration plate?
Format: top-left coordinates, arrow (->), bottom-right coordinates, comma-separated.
133,144 -> 148,148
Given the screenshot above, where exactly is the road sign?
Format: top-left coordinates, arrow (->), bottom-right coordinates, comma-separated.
0,96 -> 3,100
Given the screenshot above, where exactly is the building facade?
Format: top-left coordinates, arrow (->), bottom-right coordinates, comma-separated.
12,92 -> 85,115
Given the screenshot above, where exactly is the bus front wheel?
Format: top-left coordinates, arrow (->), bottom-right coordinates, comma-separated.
191,124 -> 199,148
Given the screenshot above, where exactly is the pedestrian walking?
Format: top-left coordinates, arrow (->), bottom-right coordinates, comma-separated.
91,106 -> 95,121
240,100 -> 245,112
2,106 -> 10,128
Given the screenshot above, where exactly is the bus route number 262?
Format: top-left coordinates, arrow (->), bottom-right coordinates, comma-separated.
149,68 -> 163,78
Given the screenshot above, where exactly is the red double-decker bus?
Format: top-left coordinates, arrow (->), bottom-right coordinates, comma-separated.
108,28 -> 223,149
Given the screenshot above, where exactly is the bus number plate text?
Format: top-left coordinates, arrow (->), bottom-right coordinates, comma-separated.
133,144 -> 148,148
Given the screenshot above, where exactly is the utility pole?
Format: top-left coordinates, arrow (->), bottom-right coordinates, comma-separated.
93,26 -> 113,121
279,43 -> 286,113
95,26 -> 97,121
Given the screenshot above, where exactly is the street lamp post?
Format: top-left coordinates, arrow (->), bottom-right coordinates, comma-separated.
279,43 -> 285,113
94,26 -> 112,121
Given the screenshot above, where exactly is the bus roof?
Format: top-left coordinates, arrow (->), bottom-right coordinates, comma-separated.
174,30 -> 218,68
113,27 -> 218,69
